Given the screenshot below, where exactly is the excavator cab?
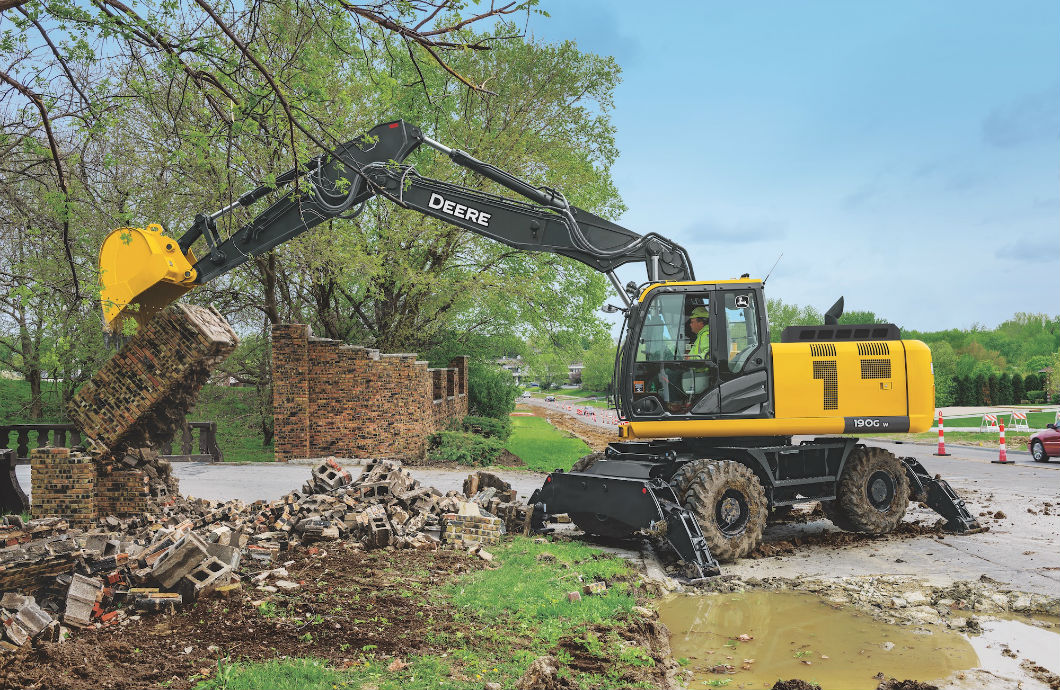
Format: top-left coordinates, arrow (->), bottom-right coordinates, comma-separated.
98,224 -> 198,331
619,279 -> 772,423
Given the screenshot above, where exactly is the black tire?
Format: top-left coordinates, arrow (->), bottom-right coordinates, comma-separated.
1031,440 -> 1049,462
672,459 -> 767,562
570,452 -> 604,473
823,446 -> 909,534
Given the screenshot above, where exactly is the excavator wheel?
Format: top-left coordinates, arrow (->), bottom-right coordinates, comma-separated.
822,446 -> 909,534
567,452 -> 636,538
672,459 -> 767,562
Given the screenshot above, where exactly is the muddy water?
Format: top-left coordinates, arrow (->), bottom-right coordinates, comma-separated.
660,591 -> 978,690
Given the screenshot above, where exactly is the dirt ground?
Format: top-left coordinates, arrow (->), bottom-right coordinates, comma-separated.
0,545 -> 481,689
524,405 -> 616,451
0,541 -> 678,690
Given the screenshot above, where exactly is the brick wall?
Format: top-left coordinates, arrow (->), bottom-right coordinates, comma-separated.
30,448 -> 152,527
272,325 -> 468,462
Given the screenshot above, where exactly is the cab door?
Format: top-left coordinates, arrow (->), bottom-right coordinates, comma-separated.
690,287 -> 772,416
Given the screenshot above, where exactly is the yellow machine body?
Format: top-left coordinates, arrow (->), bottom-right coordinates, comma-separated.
620,279 -> 935,440
621,339 -> 934,439
98,224 -> 198,331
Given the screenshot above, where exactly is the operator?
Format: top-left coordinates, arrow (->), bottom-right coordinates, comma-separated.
687,306 -> 710,359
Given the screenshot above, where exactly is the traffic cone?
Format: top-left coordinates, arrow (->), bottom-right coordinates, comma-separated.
991,421 -> 1011,464
934,411 -> 950,456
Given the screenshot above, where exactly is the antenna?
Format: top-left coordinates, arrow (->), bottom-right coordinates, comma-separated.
763,252 -> 784,285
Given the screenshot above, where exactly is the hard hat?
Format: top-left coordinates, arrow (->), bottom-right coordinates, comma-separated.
690,306 -> 709,320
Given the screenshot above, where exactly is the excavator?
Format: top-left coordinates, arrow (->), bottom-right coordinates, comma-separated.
99,120 -> 982,577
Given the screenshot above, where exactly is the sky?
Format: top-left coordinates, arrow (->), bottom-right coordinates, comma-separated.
521,1 -> 1059,332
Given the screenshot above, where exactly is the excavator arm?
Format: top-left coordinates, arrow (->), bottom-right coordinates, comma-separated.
100,120 -> 692,329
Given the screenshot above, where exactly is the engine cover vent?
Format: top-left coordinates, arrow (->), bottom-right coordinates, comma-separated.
861,358 -> 892,379
813,360 -> 839,410
810,343 -> 837,357
858,341 -> 891,356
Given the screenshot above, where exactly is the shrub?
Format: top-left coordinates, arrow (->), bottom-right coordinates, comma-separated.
457,415 -> 512,441
468,361 -> 520,420
1027,390 -> 1046,404
427,431 -> 504,466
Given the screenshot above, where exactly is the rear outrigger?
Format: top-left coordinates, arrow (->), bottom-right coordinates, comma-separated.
96,119 -> 981,578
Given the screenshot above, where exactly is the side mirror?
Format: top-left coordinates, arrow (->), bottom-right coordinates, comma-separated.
1048,423 -> 1057,431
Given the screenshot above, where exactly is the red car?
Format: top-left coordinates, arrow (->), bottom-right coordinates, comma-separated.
1030,423 -> 1060,462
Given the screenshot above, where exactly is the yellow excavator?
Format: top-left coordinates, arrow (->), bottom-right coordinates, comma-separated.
100,120 -> 981,577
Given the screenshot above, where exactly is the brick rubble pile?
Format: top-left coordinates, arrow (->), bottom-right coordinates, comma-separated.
0,460 -> 533,653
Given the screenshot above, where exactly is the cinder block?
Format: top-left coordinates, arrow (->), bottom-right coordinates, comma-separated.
64,574 -> 103,627
151,532 -> 210,589
180,556 -> 232,598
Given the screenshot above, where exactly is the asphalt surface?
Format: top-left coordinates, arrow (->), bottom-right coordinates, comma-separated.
13,436 -> 1059,594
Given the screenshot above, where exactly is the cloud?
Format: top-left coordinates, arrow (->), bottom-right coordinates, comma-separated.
682,217 -> 786,244
842,182 -> 880,210
995,235 -> 1058,263
982,85 -> 1060,148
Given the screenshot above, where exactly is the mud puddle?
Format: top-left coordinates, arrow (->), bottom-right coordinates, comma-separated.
660,590 -> 977,689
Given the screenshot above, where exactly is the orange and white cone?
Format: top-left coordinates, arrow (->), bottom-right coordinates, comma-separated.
991,421 -> 1011,464
934,411 -> 950,456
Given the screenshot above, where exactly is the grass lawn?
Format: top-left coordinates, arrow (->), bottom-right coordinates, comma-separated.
1,378 -> 274,462
503,415 -> 591,472
195,385 -> 274,462
195,538 -> 659,690
0,379 -> 66,423
939,410 -> 1057,428
889,430 -> 1035,448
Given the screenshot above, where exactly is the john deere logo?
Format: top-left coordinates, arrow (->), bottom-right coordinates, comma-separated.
428,193 -> 491,228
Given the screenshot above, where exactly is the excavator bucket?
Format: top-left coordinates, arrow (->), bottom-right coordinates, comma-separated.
98,224 -> 198,331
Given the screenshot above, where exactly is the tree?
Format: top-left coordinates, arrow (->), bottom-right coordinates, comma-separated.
973,374 -> 987,405
929,341 -> 957,407
1011,374 -> 1025,404
987,375 -> 999,406
955,376 -> 973,406
765,298 -> 821,342
467,361 -> 520,419
580,338 -> 616,393
997,373 -> 1013,406
838,310 -> 888,325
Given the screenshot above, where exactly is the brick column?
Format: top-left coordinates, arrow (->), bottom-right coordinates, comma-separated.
31,447 -> 97,528
271,324 -> 310,462
448,356 -> 469,396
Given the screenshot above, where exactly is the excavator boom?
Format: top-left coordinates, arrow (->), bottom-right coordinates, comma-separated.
99,120 -> 692,329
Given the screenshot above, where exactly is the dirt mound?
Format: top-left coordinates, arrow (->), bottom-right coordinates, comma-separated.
772,681 -> 820,690
496,449 -> 525,466
876,679 -> 938,690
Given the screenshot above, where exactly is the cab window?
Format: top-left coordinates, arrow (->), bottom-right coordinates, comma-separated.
723,291 -> 760,372
631,291 -> 714,416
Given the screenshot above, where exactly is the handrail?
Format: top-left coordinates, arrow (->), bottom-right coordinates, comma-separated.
0,421 -> 223,464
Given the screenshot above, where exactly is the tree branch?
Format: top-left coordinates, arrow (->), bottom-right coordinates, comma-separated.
0,67 -> 81,299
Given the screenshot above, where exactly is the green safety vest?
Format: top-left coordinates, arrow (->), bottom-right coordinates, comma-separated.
688,328 -> 709,358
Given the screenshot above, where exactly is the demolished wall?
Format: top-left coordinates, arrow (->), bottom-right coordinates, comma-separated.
272,324 -> 468,462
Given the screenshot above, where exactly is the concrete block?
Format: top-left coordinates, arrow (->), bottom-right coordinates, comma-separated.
180,556 -> 232,598
204,542 -> 241,571
152,532 -> 210,589
64,574 -> 103,627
